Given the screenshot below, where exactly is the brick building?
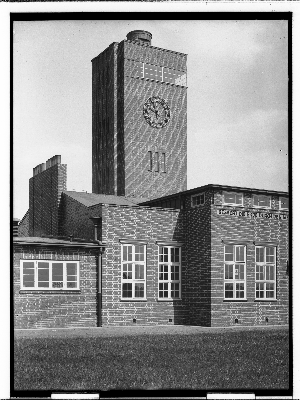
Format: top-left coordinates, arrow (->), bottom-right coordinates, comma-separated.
14,30 -> 289,329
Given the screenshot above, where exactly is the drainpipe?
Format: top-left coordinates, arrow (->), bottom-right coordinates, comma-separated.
90,217 -> 103,327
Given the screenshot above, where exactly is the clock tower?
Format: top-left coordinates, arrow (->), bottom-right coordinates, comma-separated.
92,30 -> 187,199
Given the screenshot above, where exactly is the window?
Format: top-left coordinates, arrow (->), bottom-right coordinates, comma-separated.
121,244 -> 146,300
224,245 -> 246,299
253,195 -> 271,208
279,197 -> 289,210
191,193 -> 205,207
126,60 -> 187,87
255,246 -> 276,299
223,192 -> 243,206
158,246 -> 181,299
148,151 -> 166,174
154,152 -> 159,172
148,151 -> 152,171
20,260 -> 79,290
161,153 -> 166,173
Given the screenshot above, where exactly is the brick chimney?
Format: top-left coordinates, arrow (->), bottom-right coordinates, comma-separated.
29,155 -> 67,237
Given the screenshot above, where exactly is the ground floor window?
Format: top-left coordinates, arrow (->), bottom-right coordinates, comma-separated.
255,246 -> 276,299
20,260 -> 79,290
121,244 -> 146,300
224,245 -> 246,299
158,246 -> 181,299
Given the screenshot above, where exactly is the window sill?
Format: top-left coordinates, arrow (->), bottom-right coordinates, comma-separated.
120,299 -> 147,302
254,299 -> 277,302
222,204 -> 244,207
223,299 -> 248,302
157,298 -> 182,302
19,290 -> 81,294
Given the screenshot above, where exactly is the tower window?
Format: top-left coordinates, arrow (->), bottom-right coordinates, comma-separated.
154,152 -> 159,172
148,151 -> 152,171
161,153 -> 166,173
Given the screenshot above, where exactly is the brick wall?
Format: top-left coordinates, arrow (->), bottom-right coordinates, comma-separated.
183,189 -> 213,326
92,43 -> 118,195
210,189 -> 289,327
101,204 -> 186,326
14,244 -> 98,329
121,40 -> 187,200
58,193 -> 102,241
29,164 -> 67,237
92,39 -> 187,200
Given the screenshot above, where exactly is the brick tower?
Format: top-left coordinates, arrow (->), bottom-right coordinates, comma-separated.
92,30 -> 187,199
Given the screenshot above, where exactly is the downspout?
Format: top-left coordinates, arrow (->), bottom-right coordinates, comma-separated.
90,217 -> 103,327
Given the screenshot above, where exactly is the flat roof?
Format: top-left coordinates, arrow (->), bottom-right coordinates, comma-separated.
139,184 -> 289,205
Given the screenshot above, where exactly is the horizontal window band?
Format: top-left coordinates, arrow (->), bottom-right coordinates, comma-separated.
156,241 -> 183,247
119,239 -> 148,245
222,240 -> 252,245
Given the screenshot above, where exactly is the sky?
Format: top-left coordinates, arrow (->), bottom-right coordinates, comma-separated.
13,18 -> 289,219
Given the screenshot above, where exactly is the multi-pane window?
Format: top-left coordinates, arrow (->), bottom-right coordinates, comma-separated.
255,246 -> 276,299
253,195 -> 271,208
121,244 -> 146,300
148,151 -> 166,173
224,245 -> 246,299
223,192 -> 243,206
279,197 -> 289,210
144,63 -> 163,81
158,246 -> 181,299
191,193 -> 205,207
126,59 -> 187,87
21,260 -> 79,290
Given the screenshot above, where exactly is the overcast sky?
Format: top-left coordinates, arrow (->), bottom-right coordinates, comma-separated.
13,18 -> 289,219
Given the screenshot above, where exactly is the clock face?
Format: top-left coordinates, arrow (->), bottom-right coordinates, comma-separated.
143,96 -> 171,128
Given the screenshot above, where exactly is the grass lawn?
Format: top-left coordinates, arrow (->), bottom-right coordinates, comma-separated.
14,328 -> 289,391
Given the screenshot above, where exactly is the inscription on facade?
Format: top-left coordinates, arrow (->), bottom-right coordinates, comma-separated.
217,209 -> 288,220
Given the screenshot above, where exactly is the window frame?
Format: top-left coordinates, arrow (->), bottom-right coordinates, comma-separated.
121,243 -> 147,301
158,245 -> 182,300
223,191 -> 243,206
252,194 -> 271,209
223,245 -> 247,300
20,259 -> 80,290
191,193 -> 205,208
279,196 -> 289,210
255,246 -> 277,300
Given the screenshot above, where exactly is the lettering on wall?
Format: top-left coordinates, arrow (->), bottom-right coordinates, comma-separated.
217,209 -> 288,220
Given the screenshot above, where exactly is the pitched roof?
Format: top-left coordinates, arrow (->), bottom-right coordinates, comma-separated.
63,191 -> 149,208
